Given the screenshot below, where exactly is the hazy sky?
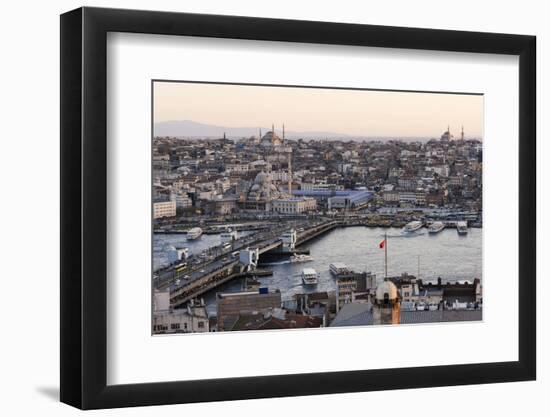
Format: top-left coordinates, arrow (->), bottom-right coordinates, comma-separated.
154,81 -> 483,138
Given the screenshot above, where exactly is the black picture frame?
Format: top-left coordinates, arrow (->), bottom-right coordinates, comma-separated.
60,6 -> 536,410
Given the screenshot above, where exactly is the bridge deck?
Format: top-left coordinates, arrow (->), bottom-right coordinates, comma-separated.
165,220 -> 341,307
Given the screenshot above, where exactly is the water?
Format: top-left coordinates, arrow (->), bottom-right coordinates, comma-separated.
153,231 -> 252,270
154,226 -> 482,310
264,227 -> 482,300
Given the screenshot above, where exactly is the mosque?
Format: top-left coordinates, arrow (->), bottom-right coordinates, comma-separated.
440,125 -> 465,141
260,124 -> 285,148
237,124 -> 317,213
240,170 -> 287,211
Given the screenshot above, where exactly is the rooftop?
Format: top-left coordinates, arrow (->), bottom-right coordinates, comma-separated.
330,306 -> 482,327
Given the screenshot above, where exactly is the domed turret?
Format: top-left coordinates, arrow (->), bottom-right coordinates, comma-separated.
375,280 -> 399,304
373,280 -> 401,325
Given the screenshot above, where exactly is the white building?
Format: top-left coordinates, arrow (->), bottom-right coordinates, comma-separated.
153,299 -> 209,333
225,162 -> 250,173
301,182 -> 344,191
272,197 -> 317,214
153,289 -> 170,312
398,189 -> 426,206
170,192 -> 192,210
383,190 -> 400,203
153,200 -> 176,219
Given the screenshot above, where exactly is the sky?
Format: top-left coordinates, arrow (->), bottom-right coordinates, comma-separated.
153,81 -> 484,138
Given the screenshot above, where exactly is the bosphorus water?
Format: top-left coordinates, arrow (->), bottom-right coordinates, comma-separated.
154,226 -> 482,311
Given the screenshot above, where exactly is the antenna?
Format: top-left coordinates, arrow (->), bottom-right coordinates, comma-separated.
384,232 -> 388,279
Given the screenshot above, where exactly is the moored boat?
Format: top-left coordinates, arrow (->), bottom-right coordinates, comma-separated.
290,254 -> 313,263
456,221 -> 468,235
301,268 -> 319,286
220,229 -> 237,244
329,262 -> 351,277
187,227 -> 203,240
402,220 -> 423,234
428,221 -> 445,234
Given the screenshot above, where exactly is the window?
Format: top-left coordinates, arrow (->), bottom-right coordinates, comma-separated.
198,321 -> 205,329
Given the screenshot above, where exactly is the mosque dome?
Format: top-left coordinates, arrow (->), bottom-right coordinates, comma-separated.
375,281 -> 399,303
260,126 -> 283,147
254,171 -> 269,184
246,171 -> 282,201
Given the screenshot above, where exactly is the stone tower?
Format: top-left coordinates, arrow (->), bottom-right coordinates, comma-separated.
372,280 -> 401,325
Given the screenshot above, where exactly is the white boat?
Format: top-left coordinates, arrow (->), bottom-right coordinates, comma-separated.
186,227 -> 203,240
428,221 -> 445,234
329,262 -> 351,276
416,302 -> 427,311
220,229 -> 237,244
402,221 -> 423,233
290,254 -> 313,263
456,221 -> 468,235
301,268 -> 319,286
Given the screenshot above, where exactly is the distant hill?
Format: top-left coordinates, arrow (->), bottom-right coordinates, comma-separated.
153,120 -> 351,139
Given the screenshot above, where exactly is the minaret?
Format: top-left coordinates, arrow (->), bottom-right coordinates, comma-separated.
288,150 -> 292,196
461,125 -> 465,141
282,123 -> 285,143
259,128 -> 262,140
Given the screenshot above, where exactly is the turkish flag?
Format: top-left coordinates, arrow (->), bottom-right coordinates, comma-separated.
379,239 -> 385,249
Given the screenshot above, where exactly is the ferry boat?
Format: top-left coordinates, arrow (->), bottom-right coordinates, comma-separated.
220,229 -> 237,244
456,221 -> 468,235
301,268 -> 319,286
186,227 -> 203,240
428,221 -> 445,234
290,254 -> 313,263
402,220 -> 423,234
329,262 -> 351,277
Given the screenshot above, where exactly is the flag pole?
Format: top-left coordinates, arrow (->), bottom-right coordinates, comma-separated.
384,232 -> 388,279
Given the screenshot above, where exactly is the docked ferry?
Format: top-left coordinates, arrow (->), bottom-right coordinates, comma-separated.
301,268 -> 319,286
402,221 -> 423,234
329,262 -> 351,277
456,221 -> 468,235
290,254 -> 313,263
428,221 -> 445,234
220,229 -> 237,244
186,227 -> 203,240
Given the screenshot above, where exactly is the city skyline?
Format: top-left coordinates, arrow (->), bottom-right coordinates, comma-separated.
154,81 -> 484,138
